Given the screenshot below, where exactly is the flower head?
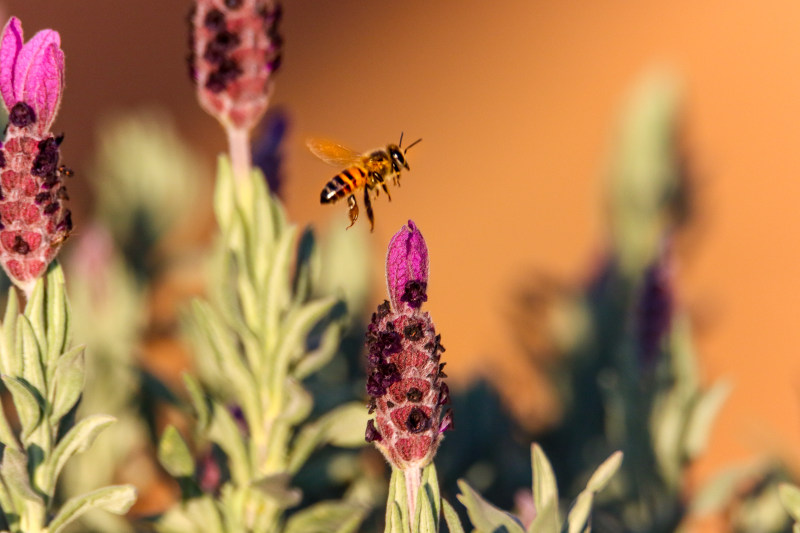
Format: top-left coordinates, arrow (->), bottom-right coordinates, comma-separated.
0,17 -> 70,294
365,221 -> 452,470
188,0 -> 282,132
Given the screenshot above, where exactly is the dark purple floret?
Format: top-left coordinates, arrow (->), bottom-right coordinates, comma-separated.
0,149 -> 5,169
34,192 -> 49,204
403,321 -> 424,341
224,0 -> 243,9
365,419 -> 381,442
43,203 -> 59,215
203,30 -> 240,64
439,409 -> 454,433
12,236 -> 29,255
204,8 -> 226,30
205,58 -> 243,93
8,102 -> 36,127
405,407 -> 431,433
401,280 -> 428,309
406,387 -> 423,402
438,382 -> 450,405
31,137 -> 60,177
56,210 -> 73,232
636,258 -> 673,370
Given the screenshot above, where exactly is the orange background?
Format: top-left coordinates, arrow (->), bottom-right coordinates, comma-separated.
7,0 -> 800,527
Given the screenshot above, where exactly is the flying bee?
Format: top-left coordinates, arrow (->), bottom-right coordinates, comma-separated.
308,133 -> 421,231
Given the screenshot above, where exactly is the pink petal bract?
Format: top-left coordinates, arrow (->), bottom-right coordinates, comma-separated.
386,220 -> 429,312
0,17 -> 23,110
0,17 -> 63,132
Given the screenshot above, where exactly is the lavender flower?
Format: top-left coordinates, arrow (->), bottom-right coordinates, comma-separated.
188,0 -> 282,133
0,17 -> 70,294
636,241 -> 674,371
365,220 -> 452,471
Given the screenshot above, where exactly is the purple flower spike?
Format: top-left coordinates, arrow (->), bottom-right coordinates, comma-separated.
0,17 -> 64,136
386,220 -> 429,312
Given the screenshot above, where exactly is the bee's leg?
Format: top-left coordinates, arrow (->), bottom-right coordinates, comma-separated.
346,194 -> 359,229
363,186 -> 375,232
393,173 -> 401,187
374,172 -> 392,201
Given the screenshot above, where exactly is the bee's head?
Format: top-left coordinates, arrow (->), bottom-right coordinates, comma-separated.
387,144 -> 409,172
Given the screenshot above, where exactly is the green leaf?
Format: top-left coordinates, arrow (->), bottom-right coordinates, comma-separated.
565,492 -> 593,533
420,463 -> 441,532
283,500 -> 367,533
456,480 -> 524,533
270,296 -> 338,391
442,498 -> 465,533
387,469 -> 410,533
279,379 -> 313,426
264,226 -> 299,354
158,426 -> 195,478
288,402 -> 369,473
45,262 -> 70,367
36,414 -> 115,496
0,445 -> 42,504
584,451 -> 623,493
49,345 -> 85,424
0,288 -> 19,375
293,318 -> 343,380
530,444 -> 560,532
18,316 -> 45,395
779,483 -> 800,522
2,375 -> 43,443
208,401 -> 250,485
183,373 -> 210,430
684,380 -> 731,460
23,276 -> 46,353
48,484 -> 137,533
156,495 -> 224,533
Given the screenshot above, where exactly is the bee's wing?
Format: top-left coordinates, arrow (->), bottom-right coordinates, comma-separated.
306,138 -> 363,167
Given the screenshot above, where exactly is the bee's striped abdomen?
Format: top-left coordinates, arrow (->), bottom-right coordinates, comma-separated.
320,166 -> 367,204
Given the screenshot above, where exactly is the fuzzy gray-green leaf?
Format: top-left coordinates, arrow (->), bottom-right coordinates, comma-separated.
183,373 -> 210,430
49,345 -> 85,424
283,500 -> 367,533
0,288 -> 19,376
585,451 -> 623,493
45,262 -> 70,366
531,444 -> 560,531
565,491 -> 593,533
208,401 -> 250,485
0,445 -> 42,504
421,463 -> 441,531
684,380 -> 731,460
48,484 -> 137,533
442,498 -> 465,533
264,225 -> 299,353
24,276 -> 46,352
36,414 -> 115,496
780,483 -> 800,522
18,316 -> 45,395
457,480 -> 525,533
158,426 -> 195,478
293,319 -> 343,380
288,402 -> 368,473
3,375 -> 42,443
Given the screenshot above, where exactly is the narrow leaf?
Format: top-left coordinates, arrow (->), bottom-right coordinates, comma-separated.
48,484 -> 137,533
23,276 -> 46,352
442,498 -> 465,533
531,444 -> 560,531
0,288 -> 19,375
456,480 -> 525,533
684,380 -> 731,459
36,414 -> 115,496
18,316 -> 45,395
158,426 -> 195,478
0,445 -> 42,504
45,262 -> 69,366
780,483 -> 800,522
208,401 -> 250,485
2,375 -> 42,443
288,402 -> 369,473
585,451 -> 623,493
49,345 -> 85,424
283,500 -> 367,533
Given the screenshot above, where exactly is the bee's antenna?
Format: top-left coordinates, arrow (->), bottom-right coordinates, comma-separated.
398,131 -> 404,148
403,138 -> 422,154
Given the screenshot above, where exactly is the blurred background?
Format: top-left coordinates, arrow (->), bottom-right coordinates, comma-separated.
5,0 -> 800,530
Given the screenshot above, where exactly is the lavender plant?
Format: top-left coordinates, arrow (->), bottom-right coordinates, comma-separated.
158,2 -> 370,531
0,17 -> 136,532
366,222 -> 622,533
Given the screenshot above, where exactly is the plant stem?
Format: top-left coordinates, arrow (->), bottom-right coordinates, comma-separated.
404,467 -> 421,522
226,126 -> 252,182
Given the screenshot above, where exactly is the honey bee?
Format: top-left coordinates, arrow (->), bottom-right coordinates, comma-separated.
308,133 -> 421,231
